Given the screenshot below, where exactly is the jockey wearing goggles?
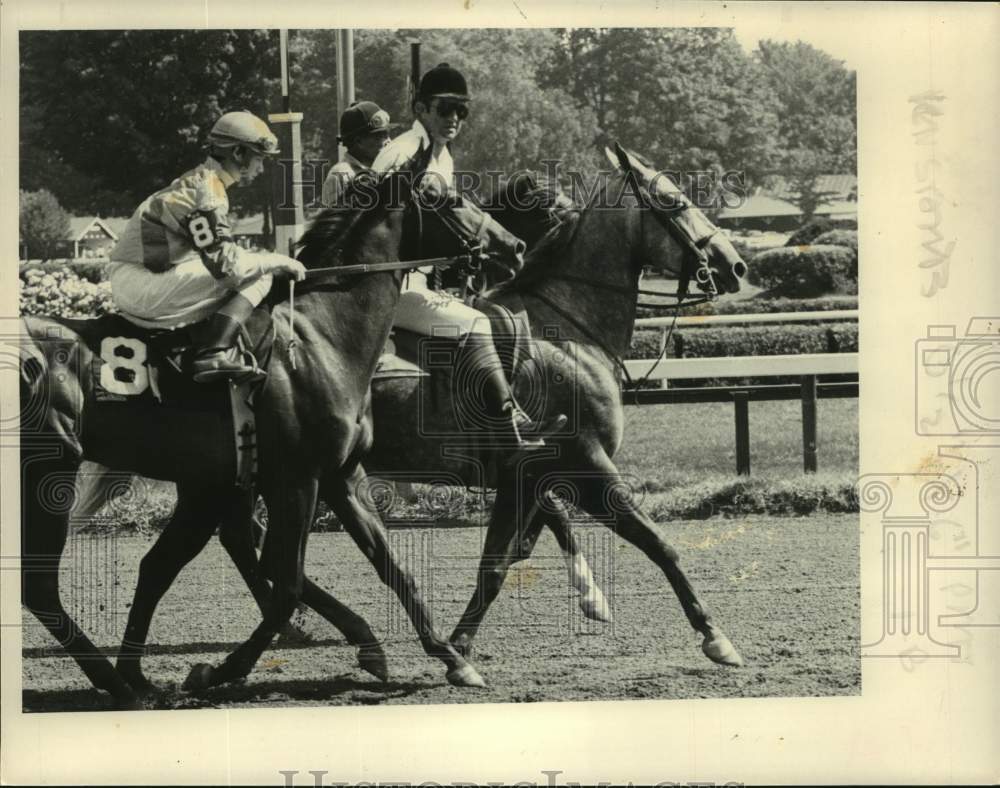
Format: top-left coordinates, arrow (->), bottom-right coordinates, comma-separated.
108,110 -> 306,384
371,63 -> 566,448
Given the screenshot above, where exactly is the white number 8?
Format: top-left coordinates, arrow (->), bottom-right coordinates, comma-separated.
99,337 -> 149,396
188,215 -> 216,249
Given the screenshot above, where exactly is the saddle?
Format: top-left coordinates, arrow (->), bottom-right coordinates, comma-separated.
375,294 -> 533,387
72,310 -> 274,488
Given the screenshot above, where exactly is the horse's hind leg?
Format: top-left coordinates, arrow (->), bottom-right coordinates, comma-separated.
540,492 -> 612,623
295,577 -> 390,682
217,495 -> 276,618
116,483 -> 224,693
324,465 -> 485,688
183,476 -> 319,691
21,454 -> 140,708
217,502 -> 389,681
449,470 -> 538,656
574,452 -> 743,667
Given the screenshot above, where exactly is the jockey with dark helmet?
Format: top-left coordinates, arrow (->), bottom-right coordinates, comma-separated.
108,110 -> 306,384
371,63 -> 567,449
321,100 -> 393,208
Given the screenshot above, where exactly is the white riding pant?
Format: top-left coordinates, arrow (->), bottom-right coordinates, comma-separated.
108,258 -> 273,329
394,269 -> 492,338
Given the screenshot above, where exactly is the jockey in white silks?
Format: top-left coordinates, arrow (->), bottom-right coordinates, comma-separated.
371,63 -> 566,449
107,110 -> 306,384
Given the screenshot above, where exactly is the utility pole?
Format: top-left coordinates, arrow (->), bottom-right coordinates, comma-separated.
335,30 -> 355,163
268,28 -> 304,256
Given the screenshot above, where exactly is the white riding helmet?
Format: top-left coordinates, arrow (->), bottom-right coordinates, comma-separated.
208,111 -> 280,156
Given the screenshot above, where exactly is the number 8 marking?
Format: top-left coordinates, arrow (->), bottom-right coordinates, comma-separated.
188,215 -> 216,249
99,337 -> 149,396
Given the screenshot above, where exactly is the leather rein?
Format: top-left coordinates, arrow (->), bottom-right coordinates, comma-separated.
284,186 -> 497,368
518,169 -> 723,392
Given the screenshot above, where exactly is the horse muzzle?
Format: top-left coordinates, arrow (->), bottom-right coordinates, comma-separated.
708,258 -> 747,295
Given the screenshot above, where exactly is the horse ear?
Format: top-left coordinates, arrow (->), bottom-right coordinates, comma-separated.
409,140 -> 434,177
613,141 -> 633,174
604,145 -> 622,170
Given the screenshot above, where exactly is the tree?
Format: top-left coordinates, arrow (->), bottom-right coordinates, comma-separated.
754,40 -> 857,219
540,28 -> 783,199
289,28 -> 601,203
20,30 -> 281,216
779,149 -> 843,222
20,189 -> 70,261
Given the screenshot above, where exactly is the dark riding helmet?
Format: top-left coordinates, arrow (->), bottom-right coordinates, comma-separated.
338,100 -> 393,143
418,62 -> 470,102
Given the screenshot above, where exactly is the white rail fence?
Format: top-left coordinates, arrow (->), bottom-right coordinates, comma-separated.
624,310 -> 859,474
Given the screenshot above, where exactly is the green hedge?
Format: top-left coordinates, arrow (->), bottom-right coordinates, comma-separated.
635,293 -> 857,321
812,229 -> 858,254
786,217 -> 857,247
748,244 -> 857,297
646,473 -> 859,518
629,322 -> 858,359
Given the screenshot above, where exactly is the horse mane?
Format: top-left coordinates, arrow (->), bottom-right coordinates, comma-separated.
487,173 -> 583,296
486,172 -> 578,244
295,172 -> 383,268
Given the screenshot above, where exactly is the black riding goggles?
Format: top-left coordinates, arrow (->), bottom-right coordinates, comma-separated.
434,100 -> 469,121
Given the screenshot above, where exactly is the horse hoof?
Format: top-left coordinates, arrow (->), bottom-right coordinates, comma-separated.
446,662 -> 487,689
114,691 -> 147,711
702,632 -> 744,667
182,663 -> 216,692
357,644 -> 389,683
277,624 -> 313,645
579,592 -> 613,623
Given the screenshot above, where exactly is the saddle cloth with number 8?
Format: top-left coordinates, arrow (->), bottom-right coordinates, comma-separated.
75,311 -> 273,488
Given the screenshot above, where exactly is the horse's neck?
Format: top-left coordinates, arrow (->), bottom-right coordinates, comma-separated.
282,274 -> 400,390
522,204 -> 641,359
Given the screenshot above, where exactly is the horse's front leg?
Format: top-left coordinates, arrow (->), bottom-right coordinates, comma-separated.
183,476 -> 318,691
574,451 -> 743,667
323,465 -> 485,688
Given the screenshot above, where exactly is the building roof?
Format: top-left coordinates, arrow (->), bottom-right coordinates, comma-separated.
767,174 -> 857,201
66,216 -> 120,242
718,174 -> 858,220
103,217 -> 130,238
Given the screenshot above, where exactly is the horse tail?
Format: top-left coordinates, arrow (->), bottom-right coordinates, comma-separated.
19,315 -> 86,461
18,318 -> 50,422
19,317 -> 49,412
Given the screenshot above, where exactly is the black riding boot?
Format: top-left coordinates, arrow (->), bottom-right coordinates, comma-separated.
189,295 -> 266,385
459,333 -> 567,449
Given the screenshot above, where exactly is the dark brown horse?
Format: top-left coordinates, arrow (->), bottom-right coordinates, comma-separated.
19,147 -> 526,707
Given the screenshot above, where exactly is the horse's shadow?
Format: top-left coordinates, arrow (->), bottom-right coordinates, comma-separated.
23,673 -> 429,713
21,635 -> 345,661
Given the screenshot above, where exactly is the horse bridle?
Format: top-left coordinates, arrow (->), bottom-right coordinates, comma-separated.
283,175 -> 499,368
410,183 -> 496,290
519,165 -> 724,391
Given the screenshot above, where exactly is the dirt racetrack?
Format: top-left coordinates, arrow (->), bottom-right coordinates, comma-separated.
21,514 -> 859,711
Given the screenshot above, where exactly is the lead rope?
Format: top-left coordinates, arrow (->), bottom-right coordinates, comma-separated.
287,279 -> 298,371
